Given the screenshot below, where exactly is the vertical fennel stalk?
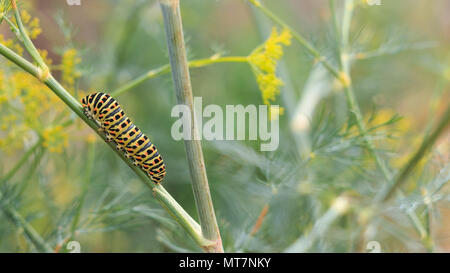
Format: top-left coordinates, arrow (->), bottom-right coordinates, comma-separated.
159,0 -> 223,252
339,0 -> 390,179
335,0 -> 428,245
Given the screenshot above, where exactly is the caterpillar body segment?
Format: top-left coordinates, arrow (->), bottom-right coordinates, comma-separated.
81,92 -> 166,183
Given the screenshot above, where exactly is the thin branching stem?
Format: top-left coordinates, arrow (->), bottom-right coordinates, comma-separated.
247,0 -> 341,80
1,137 -> 43,184
336,0 -> 428,245
0,191 -> 53,253
70,141 -> 96,239
379,105 -> 450,202
339,0 -> 391,180
160,0 -> 223,253
11,0 -> 48,72
329,0 -> 341,65
0,118 -> 72,186
0,133 -> 51,253
0,41 -> 38,76
111,56 -> 247,97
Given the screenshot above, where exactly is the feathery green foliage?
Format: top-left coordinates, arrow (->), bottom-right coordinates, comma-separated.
0,0 -> 448,252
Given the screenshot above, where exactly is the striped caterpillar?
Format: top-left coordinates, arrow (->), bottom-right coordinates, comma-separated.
81,92 -> 166,183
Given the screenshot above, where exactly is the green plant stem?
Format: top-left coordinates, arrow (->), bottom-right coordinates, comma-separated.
0,42 -> 38,76
336,0 -> 428,244
11,0 -> 47,71
329,0 -> 341,64
2,15 -> 21,38
0,191 -> 53,253
160,0 -> 223,253
111,56 -> 248,97
247,0 -> 341,80
379,105 -> 450,202
14,146 -> 45,198
0,31 -> 211,252
338,0 -> 391,181
1,137 -> 43,184
70,141 -> 96,238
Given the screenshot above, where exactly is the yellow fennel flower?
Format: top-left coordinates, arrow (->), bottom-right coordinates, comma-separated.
248,27 -> 292,110
61,48 -> 82,89
256,73 -> 283,105
42,125 -> 69,153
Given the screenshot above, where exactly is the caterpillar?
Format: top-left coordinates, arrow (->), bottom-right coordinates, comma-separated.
81,92 -> 166,183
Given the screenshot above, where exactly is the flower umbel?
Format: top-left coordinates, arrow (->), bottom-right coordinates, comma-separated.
42,125 -> 69,153
0,67 -> 68,154
248,27 -> 291,111
61,48 -> 81,89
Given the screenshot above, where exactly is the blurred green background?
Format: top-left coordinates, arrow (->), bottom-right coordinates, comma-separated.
0,0 -> 449,252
